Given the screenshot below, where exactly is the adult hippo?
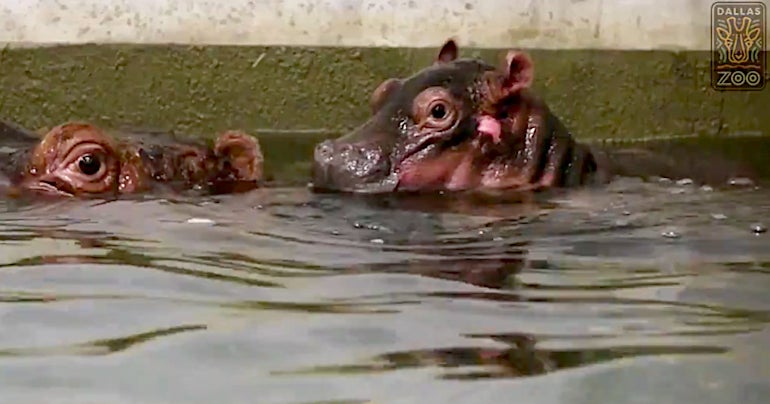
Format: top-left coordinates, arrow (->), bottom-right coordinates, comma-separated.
0,120 -> 264,198
311,39 -> 606,194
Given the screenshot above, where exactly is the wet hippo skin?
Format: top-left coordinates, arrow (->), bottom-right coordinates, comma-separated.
0,120 -> 264,198
311,39 -> 605,194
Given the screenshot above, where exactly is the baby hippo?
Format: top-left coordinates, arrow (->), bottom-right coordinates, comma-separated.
312,39 -> 604,193
1,121 -> 263,197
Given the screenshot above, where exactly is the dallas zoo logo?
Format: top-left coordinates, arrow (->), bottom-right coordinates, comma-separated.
711,2 -> 766,91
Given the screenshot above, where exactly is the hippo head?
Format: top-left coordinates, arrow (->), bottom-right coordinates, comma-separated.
12,122 -> 263,197
311,39 -> 550,194
18,123 -> 124,196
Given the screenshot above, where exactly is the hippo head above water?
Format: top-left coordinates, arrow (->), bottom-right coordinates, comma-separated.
1,121 -> 264,198
311,39 -> 603,194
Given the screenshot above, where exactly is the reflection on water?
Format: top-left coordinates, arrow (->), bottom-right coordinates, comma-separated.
1,139 -> 770,403
0,325 -> 208,357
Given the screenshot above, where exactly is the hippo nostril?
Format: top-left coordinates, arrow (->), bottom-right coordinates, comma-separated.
314,141 -> 336,162
338,144 -> 363,162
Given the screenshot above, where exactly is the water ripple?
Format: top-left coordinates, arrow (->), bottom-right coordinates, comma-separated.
0,178 -> 768,403
0,325 -> 207,357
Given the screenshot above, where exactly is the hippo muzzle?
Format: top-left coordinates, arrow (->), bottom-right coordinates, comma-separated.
311,135 -> 396,193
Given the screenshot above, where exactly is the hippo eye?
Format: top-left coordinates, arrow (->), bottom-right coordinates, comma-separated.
425,99 -> 456,127
413,87 -> 458,131
78,154 -> 102,176
431,104 -> 447,120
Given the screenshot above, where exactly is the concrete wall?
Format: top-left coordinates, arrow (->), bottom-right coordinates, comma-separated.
0,0 -> 715,50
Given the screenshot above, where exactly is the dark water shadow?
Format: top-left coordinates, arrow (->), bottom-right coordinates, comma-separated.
0,237 -> 282,288
274,337 -> 729,381
0,324 -> 207,357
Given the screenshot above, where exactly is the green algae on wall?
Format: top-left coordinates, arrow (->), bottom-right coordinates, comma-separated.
1,44 -> 768,141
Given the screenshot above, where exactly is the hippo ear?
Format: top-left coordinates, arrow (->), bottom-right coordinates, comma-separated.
435,39 -> 459,64
501,50 -> 534,94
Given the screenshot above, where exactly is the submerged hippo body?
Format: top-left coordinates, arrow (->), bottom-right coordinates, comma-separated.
311,39 -> 605,194
0,120 -> 264,198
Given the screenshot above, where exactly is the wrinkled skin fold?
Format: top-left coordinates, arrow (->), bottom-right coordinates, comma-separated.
311,39 -> 605,194
0,120 -> 264,198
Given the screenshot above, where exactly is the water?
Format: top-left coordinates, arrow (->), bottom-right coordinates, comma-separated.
1,136 -> 770,404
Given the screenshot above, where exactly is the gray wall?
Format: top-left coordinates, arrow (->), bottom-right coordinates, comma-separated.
1,0 -> 714,50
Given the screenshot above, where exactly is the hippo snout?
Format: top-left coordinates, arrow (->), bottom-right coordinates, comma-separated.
311,139 -> 391,192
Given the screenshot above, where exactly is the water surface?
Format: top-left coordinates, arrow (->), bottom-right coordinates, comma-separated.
0,136 -> 769,404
